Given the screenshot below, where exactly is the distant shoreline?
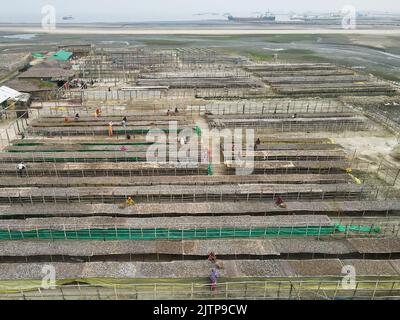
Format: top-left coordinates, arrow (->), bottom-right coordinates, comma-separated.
0,25 -> 400,35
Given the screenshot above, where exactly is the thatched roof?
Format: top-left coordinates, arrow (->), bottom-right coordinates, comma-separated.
5,79 -> 56,93
0,239 -> 279,256
1,200 -> 398,218
271,239 -> 354,254
348,239 -> 400,254
18,68 -> 75,81
287,259 -> 343,276
0,174 -> 353,188
0,215 -> 332,230
0,259 -> 398,280
342,260 -> 399,276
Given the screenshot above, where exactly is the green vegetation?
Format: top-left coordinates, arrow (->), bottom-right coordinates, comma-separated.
266,34 -> 352,44
385,36 -> 400,55
218,42 -> 400,82
247,49 -> 329,63
370,70 -> 400,82
31,79 -> 56,89
3,31 -> 400,84
218,47 -> 329,63
139,39 -> 193,46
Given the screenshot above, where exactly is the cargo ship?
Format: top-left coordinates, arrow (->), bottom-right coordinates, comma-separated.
62,15 -> 74,21
227,12 -> 276,23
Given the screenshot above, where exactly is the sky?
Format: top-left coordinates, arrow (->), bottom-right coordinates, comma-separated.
0,0 -> 399,23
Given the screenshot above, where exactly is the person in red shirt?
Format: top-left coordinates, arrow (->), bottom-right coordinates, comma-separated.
275,196 -> 287,208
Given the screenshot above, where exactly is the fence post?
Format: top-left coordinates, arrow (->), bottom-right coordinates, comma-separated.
114,285 -> 118,300
371,280 -> 379,300
333,280 -> 340,299
393,170 -> 400,186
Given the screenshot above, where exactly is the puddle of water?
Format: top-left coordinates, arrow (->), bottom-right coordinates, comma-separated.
264,47 -> 285,51
100,40 -> 130,46
2,34 -> 37,40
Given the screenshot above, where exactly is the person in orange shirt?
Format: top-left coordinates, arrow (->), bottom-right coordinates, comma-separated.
108,121 -> 113,137
95,108 -> 102,118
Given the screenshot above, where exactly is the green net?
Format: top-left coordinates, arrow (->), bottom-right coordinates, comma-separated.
32,52 -> 46,58
0,224 -> 380,241
194,126 -> 202,137
335,224 -> 381,233
207,163 -> 213,176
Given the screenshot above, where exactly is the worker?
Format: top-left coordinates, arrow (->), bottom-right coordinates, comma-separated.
255,138 -> 261,150
122,116 -> 128,128
208,252 -> 217,263
64,117 -> 69,123
126,134 -> 132,140
16,162 -> 26,177
167,110 -> 171,116
292,113 -> 297,119
275,196 -> 287,209
210,268 -> 219,291
175,107 -> 179,114
108,121 -> 114,137
180,137 -> 185,146
231,144 -> 237,159
95,108 -> 102,118
126,197 -> 135,206
75,113 -> 80,121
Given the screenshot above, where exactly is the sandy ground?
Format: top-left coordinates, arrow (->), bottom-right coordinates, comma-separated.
1,26 -> 400,35
335,136 -> 399,165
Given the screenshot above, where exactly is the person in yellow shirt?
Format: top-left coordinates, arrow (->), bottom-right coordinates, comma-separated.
126,197 -> 135,206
